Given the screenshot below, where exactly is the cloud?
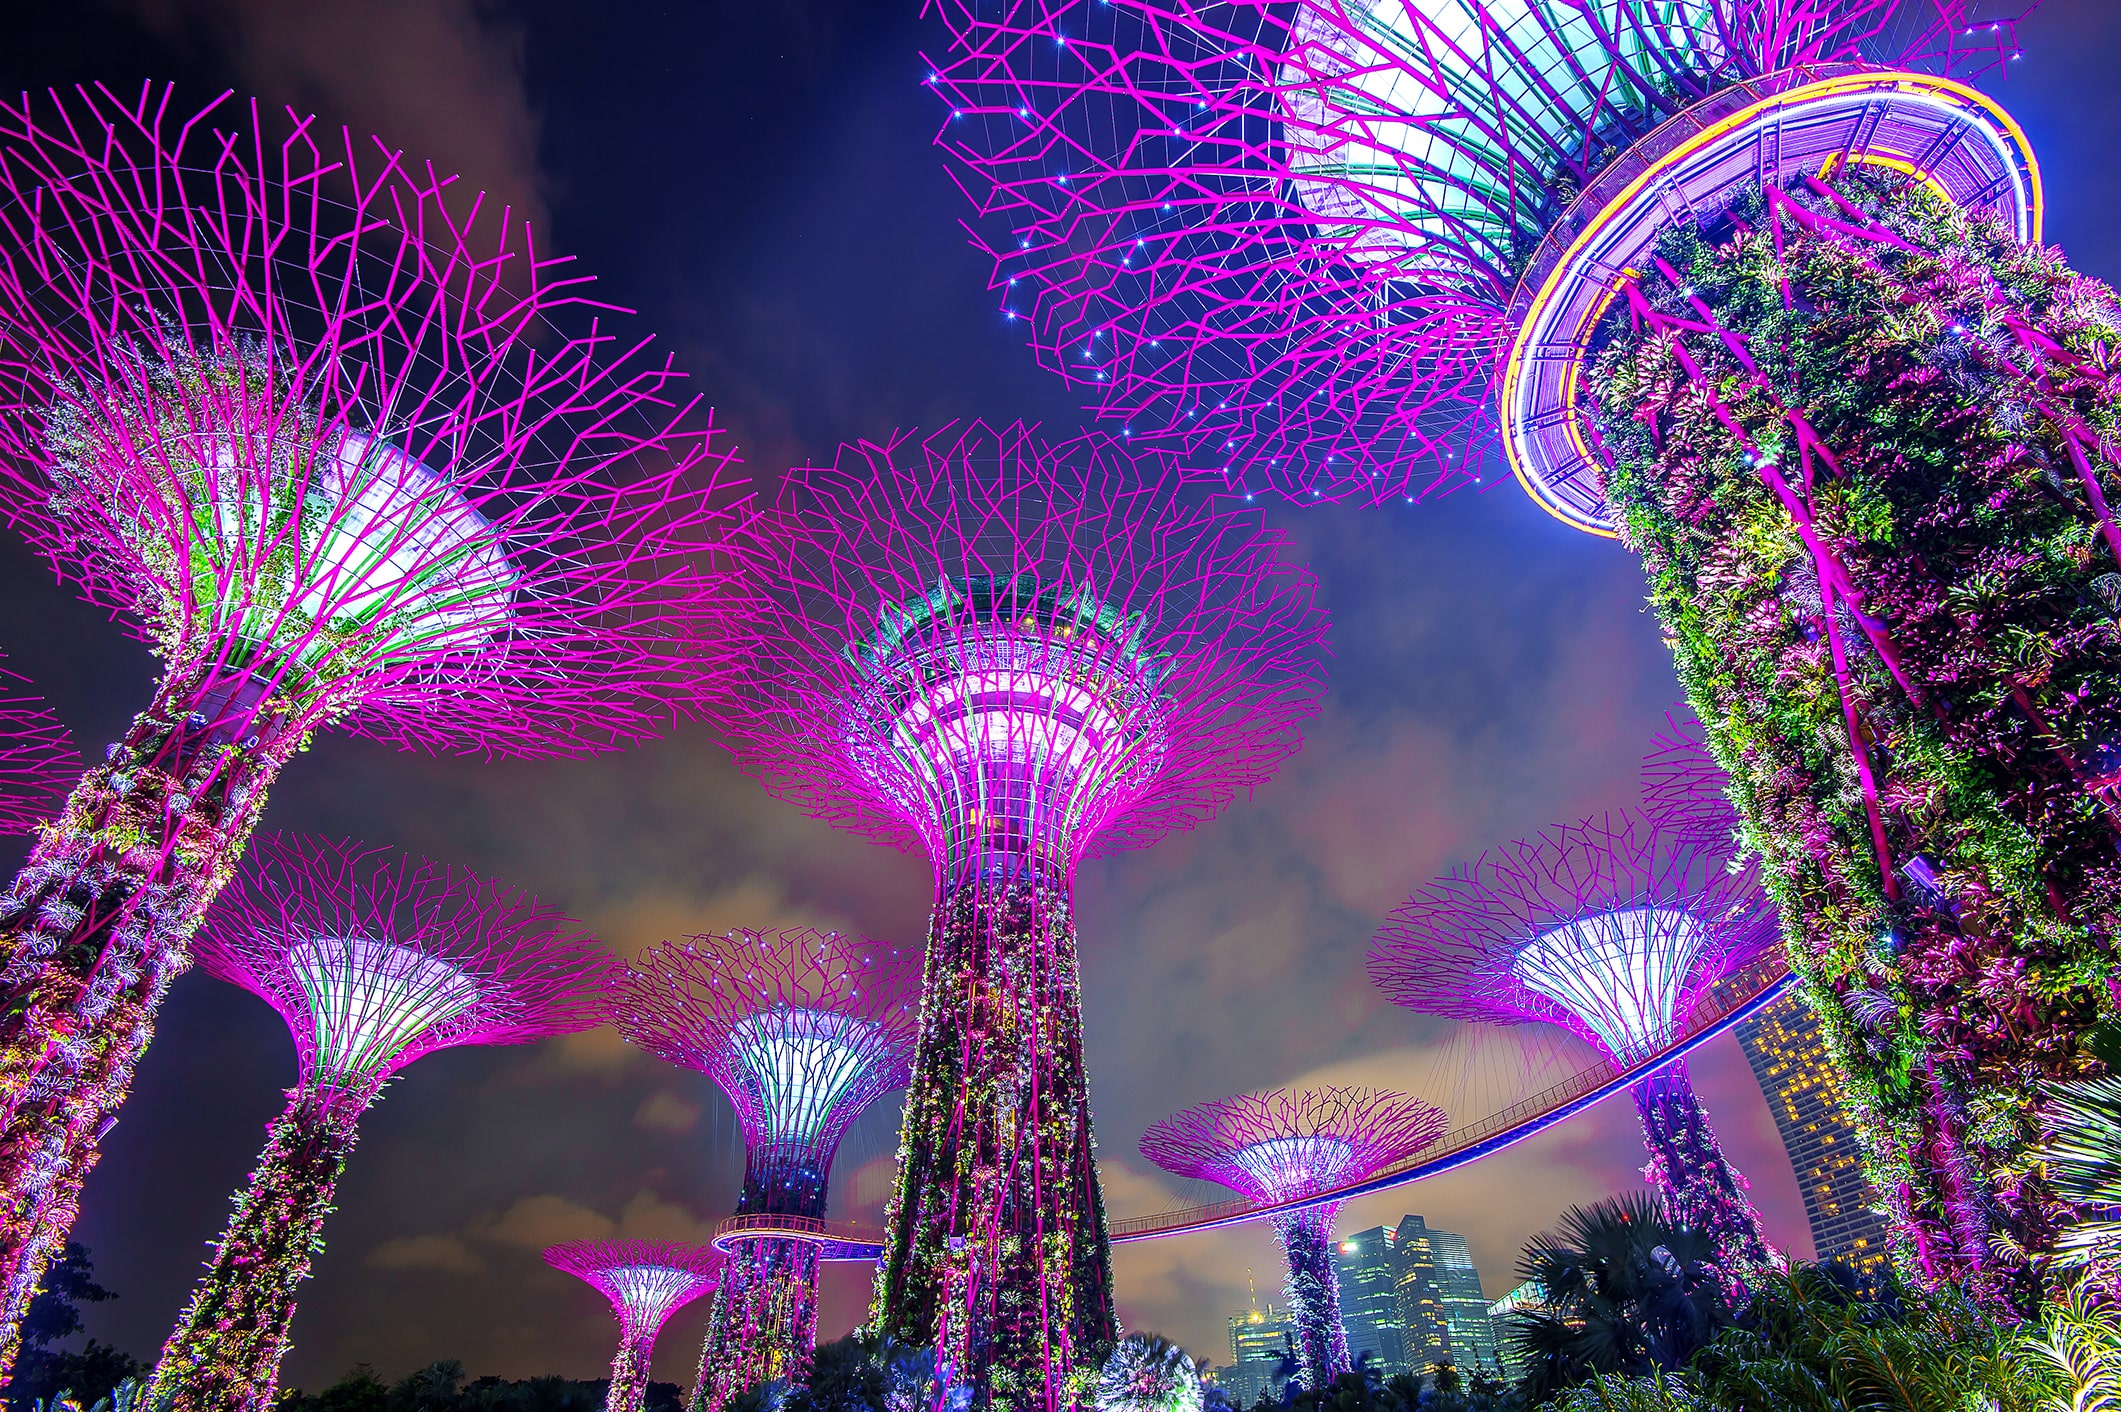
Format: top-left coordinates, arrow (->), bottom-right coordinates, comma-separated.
366,1234 -> 485,1275
542,1025 -> 643,1079
634,1090 -> 702,1134
476,1194 -> 615,1248
122,0 -> 550,232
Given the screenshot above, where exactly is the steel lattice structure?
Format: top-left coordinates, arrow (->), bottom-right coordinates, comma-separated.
1641,708 -> 1743,851
0,81 -> 750,1365
1372,811 -> 1779,1280
147,834 -> 615,1412
616,928 -> 919,1409
924,0 -> 2024,509
926,1 -> 2121,1311
1141,1087 -> 1446,1392
544,1240 -> 724,1412
0,657 -> 78,835
720,421 -> 1328,1406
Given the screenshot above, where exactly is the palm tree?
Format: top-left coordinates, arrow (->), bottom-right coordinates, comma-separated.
1504,1191 -> 1730,1401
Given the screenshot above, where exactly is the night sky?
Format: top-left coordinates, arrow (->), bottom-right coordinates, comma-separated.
0,0 -> 2116,1392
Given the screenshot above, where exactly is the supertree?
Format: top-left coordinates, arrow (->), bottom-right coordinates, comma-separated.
0,82 -> 749,1361
0,656 -> 79,835
147,834 -> 617,1411
615,928 -> 920,1410
1139,1087 -> 1446,1391
544,1240 -> 725,1412
927,0 -> 2118,1308
1641,708 -> 1742,851
1372,811 -> 1780,1284
719,422 -> 1329,1407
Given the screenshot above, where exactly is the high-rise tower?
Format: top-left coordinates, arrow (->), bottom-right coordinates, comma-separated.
1737,991 -> 1894,1282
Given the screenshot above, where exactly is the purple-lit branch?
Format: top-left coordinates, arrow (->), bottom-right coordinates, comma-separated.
722,421 -> 1328,879
1141,1086 -> 1446,1390
0,658 -> 78,834
1373,810 -> 1778,1276
1641,708 -> 1747,851
152,834 -> 617,1412
618,929 -> 919,1208
194,833 -> 618,1091
546,1240 -> 723,1412
616,929 -> 917,1409
0,84 -> 753,756
1370,811 -> 1775,1062
0,80 -> 749,1368
923,0 -> 2025,504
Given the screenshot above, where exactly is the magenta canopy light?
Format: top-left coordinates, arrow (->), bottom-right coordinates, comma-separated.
924,0 -> 2024,513
0,81 -> 750,1364
721,421 -> 1328,1405
617,929 -> 919,1408
0,656 -> 79,835
149,834 -> 617,1412
1372,811 -> 1780,1281
926,1 -> 2121,1309
1141,1087 -> 1446,1392
544,1240 -> 724,1412
1641,707 -> 1744,851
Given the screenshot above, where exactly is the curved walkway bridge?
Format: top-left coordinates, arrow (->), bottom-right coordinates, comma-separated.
712,957 -> 1794,1260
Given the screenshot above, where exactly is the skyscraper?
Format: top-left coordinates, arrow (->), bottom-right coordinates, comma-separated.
1222,1301 -> 1296,1407
1737,990 -> 1894,1281
1391,1216 -> 1499,1376
1335,1226 -> 1407,1374
1485,1281 -> 1546,1380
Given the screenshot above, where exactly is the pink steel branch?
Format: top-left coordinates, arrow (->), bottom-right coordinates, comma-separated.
616,929 -> 919,1408
0,658 -> 79,835
545,1240 -> 723,1412
1373,811 -> 1780,1277
0,81 -> 749,1371
921,0 -> 2023,506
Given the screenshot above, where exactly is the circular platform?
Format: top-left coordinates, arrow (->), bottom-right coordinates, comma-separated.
724,955 -> 1793,1260
1498,64 -> 2040,537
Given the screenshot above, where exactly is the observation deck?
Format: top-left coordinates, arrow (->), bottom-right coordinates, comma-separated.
711,953 -> 1793,1259
1499,62 -> 2039,536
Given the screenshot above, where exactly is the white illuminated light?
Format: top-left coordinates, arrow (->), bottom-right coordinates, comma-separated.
604,1263 -> 705,1331
291,936 -> 482,1083
728,1007 -> 886,1145
1277,0 -> 1723,281
1230,1135 -> 1359,1202
851,609 -> 1172,868
204,430 -> 517,665
1512,906 -> 1706,1057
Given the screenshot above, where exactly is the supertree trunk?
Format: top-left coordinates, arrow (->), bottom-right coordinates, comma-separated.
689,1238 -> 822,1411
608,1330 -> 657,1412
873,869 -> 1116,1410
1271,1208 -> 1349,1392
1588,170 -> 2121,1308
1631,1065 -> 1773,1280
0,661 -> 294,1369
148,1081 -> 367,1410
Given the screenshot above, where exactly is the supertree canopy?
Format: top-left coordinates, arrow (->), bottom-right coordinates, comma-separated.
544,1240 -> 724,1412
1372,811 -> 1779,1281
1140,1087 -> 1446,1391
616,928 -> 919,1410
1641,707 -> 1742,851
148,834 -> 616,1411
0,81 -> 749,1362
721,422 -> 1328,1407
930,2 -> 2121,1309
0,656 -> 78,835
